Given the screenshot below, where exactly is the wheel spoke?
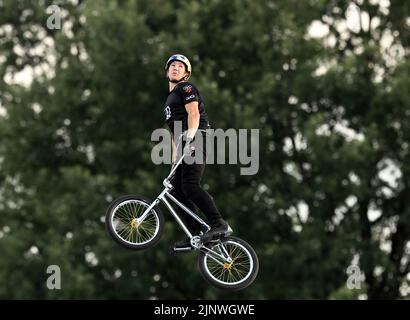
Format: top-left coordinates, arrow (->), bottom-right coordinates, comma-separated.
111,200 -> 159,245
205,240 -> 253,284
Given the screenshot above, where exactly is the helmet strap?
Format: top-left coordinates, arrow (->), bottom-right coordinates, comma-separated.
167,72 -> 190,83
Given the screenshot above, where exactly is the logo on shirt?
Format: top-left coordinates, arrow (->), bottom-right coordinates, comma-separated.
165,105 -> 171,120
185,94 -> 195,101
182,85 -> 192,93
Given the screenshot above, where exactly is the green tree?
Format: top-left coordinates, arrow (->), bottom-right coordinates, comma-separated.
1,0 -> 409,299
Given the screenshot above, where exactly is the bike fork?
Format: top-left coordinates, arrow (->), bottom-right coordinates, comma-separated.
136,189 -> 167,223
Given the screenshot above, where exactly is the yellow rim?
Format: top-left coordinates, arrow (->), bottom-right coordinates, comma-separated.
112,201 -> 158,244
206,242 -> 251,284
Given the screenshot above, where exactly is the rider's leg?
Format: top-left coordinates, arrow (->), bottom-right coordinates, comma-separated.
180,167 -> 229,235
169,165 -> 204,234
170,171 -> 200,250
180,133 -> 230,236
170,166 -> 208,251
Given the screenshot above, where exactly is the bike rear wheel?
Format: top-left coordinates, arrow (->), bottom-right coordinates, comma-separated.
105,195 -> 164,250
197,236 -> 259,291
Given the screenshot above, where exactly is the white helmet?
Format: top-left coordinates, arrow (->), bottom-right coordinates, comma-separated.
165,54 -> 192,81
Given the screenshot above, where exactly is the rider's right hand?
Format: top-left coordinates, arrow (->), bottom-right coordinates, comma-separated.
183,137 -> 195,156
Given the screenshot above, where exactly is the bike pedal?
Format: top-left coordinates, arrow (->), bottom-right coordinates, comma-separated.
168,247 -> 178,256
169,246 -> 193,256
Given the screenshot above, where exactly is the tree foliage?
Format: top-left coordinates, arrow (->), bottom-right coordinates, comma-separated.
0,0 -> 409,299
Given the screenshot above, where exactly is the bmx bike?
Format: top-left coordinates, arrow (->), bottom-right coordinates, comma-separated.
105,144 -> 259,291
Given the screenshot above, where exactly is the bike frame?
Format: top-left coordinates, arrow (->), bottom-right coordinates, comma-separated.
133,137 -> 233,262
137,153 -> 211,240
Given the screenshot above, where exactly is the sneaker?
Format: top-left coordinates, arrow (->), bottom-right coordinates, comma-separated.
196,224 -> 210,235
205,218 -> 233,238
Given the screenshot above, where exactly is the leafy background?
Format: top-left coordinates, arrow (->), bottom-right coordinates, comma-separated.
0,0 -> 409,299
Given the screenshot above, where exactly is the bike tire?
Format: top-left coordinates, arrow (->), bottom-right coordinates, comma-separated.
105,195 -> 164,250
197,236 -> 259,291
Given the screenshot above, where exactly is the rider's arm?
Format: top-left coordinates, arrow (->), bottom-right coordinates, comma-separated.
185,101 -> 200,139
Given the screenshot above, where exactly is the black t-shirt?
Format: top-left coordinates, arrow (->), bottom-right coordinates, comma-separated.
164,82 -> 210,134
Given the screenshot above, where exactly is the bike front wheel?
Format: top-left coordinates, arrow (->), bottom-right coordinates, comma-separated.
197,236 -> 259,291
105,195 -> 164,250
